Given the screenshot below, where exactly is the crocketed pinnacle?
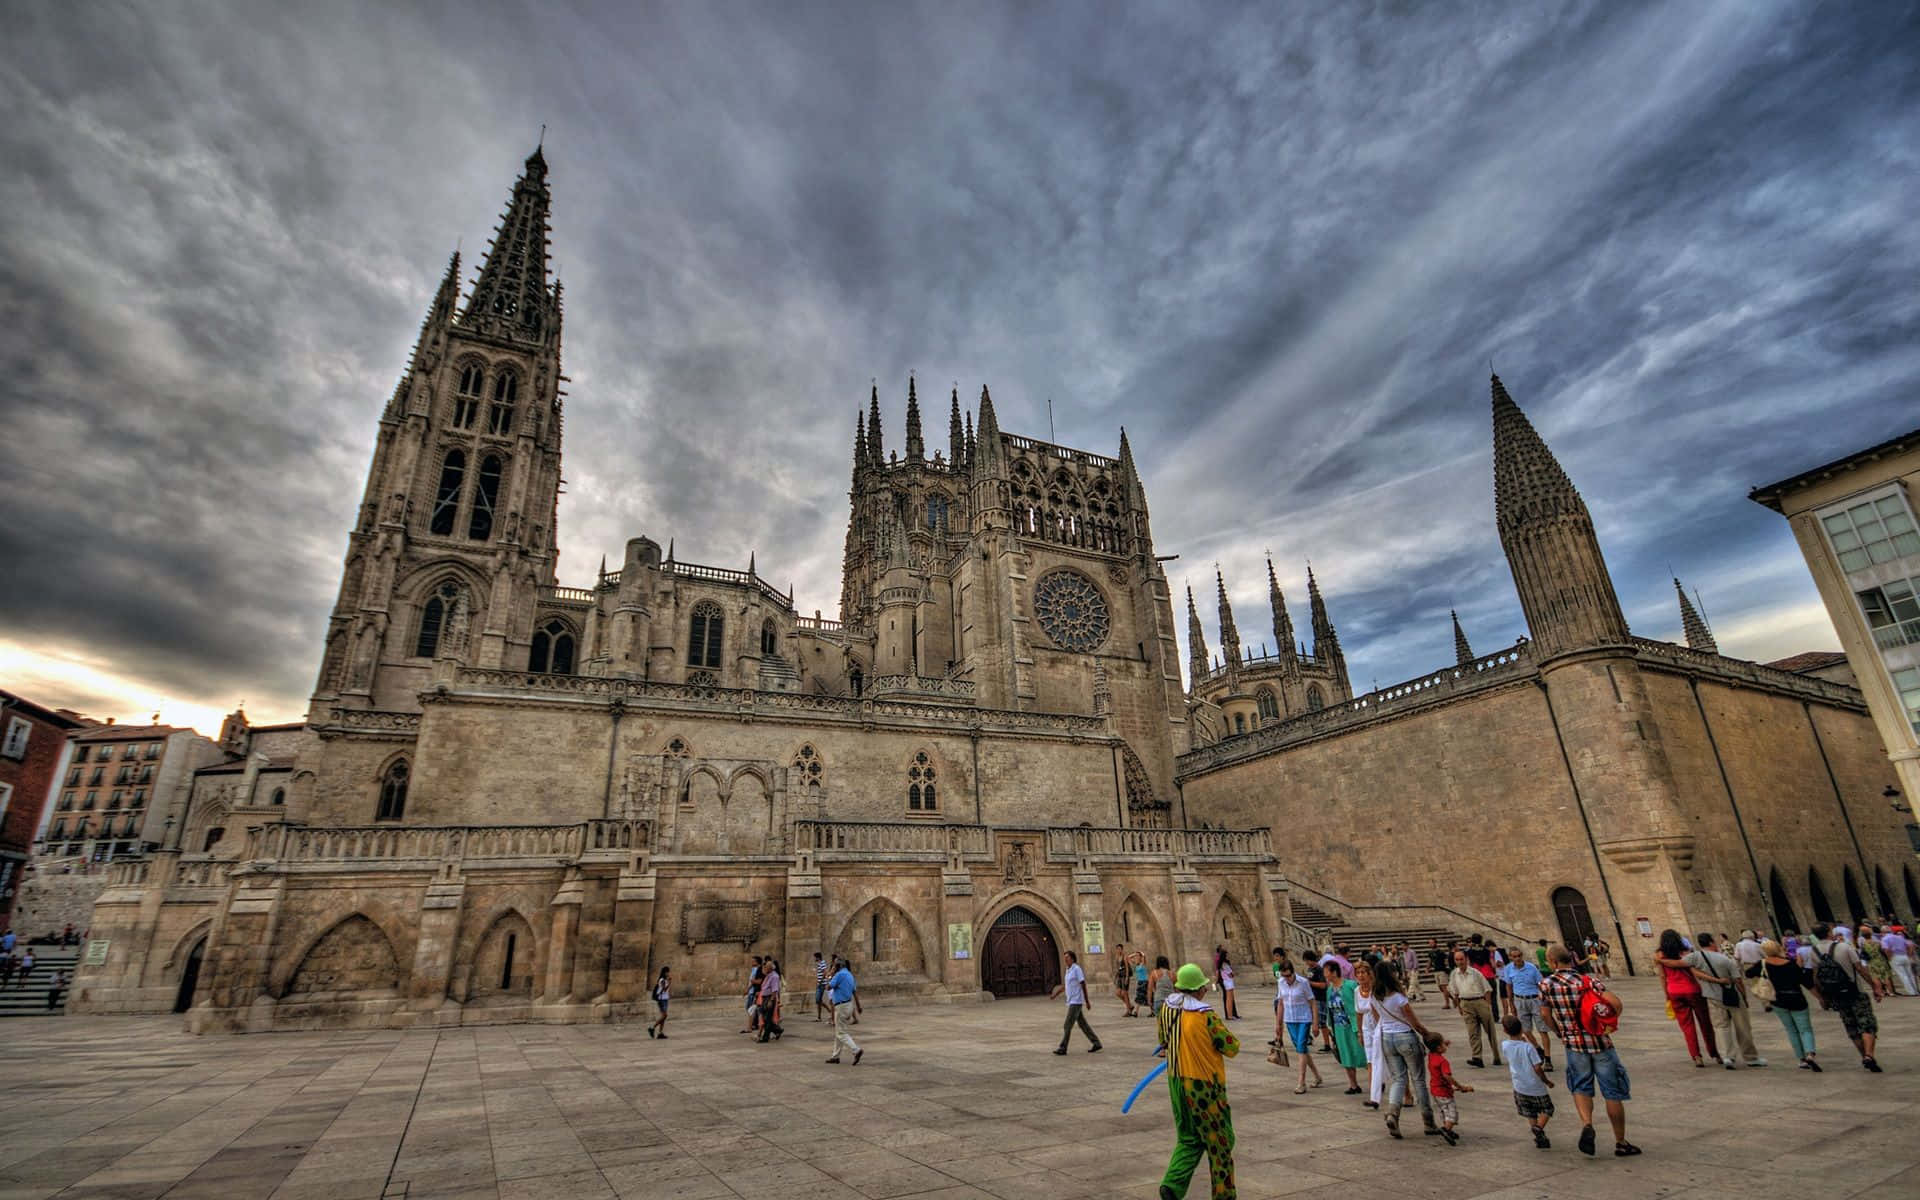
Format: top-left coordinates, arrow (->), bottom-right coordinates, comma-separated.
853,410 -> 867,484
964,411 -> 975,469
948,386 -> 964,466
974,385 -> 1002,474
1215,567 -> 1241,667
1452,609 -> 1474,665
1675,578 -> 1718,655
867,383 -> 884,468
1186,584 -> 1209,686
1267,556 -> 1297,669
1493,373 -> 1586,537
1308,564 -> 1341,659
905,375 -> 924,461
462,146 -> 556,342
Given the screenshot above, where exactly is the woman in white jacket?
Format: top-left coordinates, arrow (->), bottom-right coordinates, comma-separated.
1354,958 -> 1385,1109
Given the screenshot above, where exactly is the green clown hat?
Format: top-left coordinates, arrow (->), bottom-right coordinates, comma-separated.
1174,963 -> 1209,991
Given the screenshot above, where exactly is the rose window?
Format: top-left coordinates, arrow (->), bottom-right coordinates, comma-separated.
1033,569 -> 1111,652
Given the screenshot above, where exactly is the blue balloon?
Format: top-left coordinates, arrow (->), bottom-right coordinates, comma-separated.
1122,1060 -> 1170,1113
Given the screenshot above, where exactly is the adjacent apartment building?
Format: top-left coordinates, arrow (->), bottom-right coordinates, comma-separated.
35,722 -> 223,864
0,690 -> 95,927
1752,426 -> 1920,821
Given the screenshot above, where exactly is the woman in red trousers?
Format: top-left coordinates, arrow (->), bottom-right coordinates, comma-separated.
1654,929 -> 1721,1066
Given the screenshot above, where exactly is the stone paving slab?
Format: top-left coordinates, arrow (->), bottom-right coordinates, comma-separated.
0,976 -> 1912,1199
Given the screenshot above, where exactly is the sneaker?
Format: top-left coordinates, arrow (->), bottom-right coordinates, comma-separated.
1614,1142 -> 1643,1157
1441,1128 -> 1459,1145
1746,1058 -> 1767,1067
1578,1125 -> 1596,1157
1724,1059 -> 1736,1070
1532,1127 -> 1550,1149
1864,1056 -> 1883,1073
656,1034 -> 667,1039
1385,1113 -> 1401,1139
853,1049 -> 863,1066
1466,1057 -> 1484,1068
825,1057 -> 841,1064
1806,1058 -> 1822,1072
647,1026 -> 656,1039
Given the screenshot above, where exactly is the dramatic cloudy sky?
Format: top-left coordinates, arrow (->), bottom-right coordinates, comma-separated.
3,2 -> 1916,729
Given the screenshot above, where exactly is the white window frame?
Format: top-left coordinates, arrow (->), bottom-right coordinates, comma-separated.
1,717 -> 30,760
1819,486 -> 1920,577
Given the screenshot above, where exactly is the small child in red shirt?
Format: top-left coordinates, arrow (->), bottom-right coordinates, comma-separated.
1425,1030 -> 1473,1144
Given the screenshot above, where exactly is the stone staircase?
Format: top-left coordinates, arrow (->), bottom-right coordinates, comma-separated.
1285,900 -> 1466,989
757,653 -> 803,692
0,946 -> 80,1018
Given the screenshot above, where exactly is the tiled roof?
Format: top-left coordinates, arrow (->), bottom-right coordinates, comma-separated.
73,724 -> 179,742
1765,651 -> 1849,674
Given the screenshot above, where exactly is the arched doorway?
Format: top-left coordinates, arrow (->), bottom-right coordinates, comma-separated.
173,937 -> 206,1014
1808,868 -> 1836,926
1769,868 -> 1799,935
1551,887 -> 1596,952
980,906 -> 1060,998
1843,867 -> 1869,923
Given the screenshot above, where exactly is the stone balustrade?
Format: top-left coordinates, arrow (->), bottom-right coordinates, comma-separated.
866,674 -> 977,702
1629,637 -> 1865,707
792,820 -> 992,860
106,859 -> 150,886
171,859 -> 232,888
1044,825 -> 1273,863
241,819 -> 652,869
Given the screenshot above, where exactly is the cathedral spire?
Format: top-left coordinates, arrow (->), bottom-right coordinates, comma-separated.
1215,567 -> 1242,669
461,146 -> 556,343
1452,609 -> 1474,665
948,385 -> 964,467
1267,555 -> 1298,673
431,249 -> 462,325
1674,578 -> 1718,654
1307,565 -> 1340,657
964,411 -> 975,469
867,383 -> 884,468
905,375 -> 924,461
1186,585 -> 1210,687
853,410 -> 867,485
1492,374 -> 1630,659
974,385 -> 1002,475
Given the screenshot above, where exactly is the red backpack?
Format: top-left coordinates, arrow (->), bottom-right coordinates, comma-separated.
1576,975 -> 1619,1037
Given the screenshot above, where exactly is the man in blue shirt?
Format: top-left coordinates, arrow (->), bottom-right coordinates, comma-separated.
1501,948 -> 1552,1071
825,958 -> 862,1065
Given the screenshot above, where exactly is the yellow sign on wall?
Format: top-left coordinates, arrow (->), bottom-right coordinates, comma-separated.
1082,920 -> 1105,955
948,923 -> 972,960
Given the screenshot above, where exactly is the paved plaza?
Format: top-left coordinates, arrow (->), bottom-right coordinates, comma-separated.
0,975 -> 1914,1200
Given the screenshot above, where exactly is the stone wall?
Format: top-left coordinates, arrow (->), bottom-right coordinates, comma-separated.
11,862 -> 109,940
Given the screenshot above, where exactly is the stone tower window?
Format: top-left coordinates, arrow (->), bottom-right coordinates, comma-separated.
376,760 -> 409,822
1233,713 -> 1246,734
203,827 -> 225,853
270,788 -> 286,806
927,493 -> 949,531
1305,684 -> 1325,711
792,744 -> 822,789
487,372 -> 518,435
415,580 -> 463,657
761,618 -> 778,656
1255,687 -> 1279,721
529,618 -> 576,674
429,450 -> 466,536
907,751 -> 937,812
849,666 -> 864,697
454,363 -> 484,428
689,601 -> 724,669
467,455 -> 502,541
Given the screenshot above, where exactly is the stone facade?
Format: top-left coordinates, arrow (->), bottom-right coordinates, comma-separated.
1177,379 -> 1920,974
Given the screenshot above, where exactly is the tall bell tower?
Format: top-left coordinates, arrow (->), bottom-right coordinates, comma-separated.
310,147 -> 566,720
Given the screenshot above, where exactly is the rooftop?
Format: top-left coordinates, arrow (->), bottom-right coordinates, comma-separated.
1749,424 -> 1920,511
1765,650 -> 1850,674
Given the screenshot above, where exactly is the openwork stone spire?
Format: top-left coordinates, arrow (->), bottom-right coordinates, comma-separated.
949,385 -> 964,466
905,375 -> 924,461
1452,609 -> 1474,665
1267,555 -> 1298,672
867,383 -> 884,468
1186,585 -> 1209,686
1675,578 -> 1718,654
461,146 -> 556,343
1215,567 -> 1241,670
1307,565 -> 1340,659
853,410 -> 867,485
1492,374 -> 1630,659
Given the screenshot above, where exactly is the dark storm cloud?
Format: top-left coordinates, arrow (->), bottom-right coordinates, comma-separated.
1,1 -> 1915,721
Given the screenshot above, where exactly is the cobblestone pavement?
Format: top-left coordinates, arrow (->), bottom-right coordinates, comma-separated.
0,975 -> 1913,1200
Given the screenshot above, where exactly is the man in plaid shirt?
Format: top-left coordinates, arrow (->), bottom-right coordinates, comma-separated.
1539,943 -> 1640,1159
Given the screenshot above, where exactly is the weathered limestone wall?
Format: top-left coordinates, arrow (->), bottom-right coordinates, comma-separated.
11,864 -> 109,940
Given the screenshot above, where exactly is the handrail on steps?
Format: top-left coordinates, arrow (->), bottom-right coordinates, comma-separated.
1283,878 -> 1539,948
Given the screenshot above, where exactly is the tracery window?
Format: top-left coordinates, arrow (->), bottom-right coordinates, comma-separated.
1306,684 -> 1325,711
1033,569 -> 1111,653
688,601 -> 724,669
429,450 -> 466,536
664,737 -> 690,758
454,363 -> 483,429
416,580 -> 463,657
791,744 -> 823,789
907,751 -> 937,812
487,372 -> 518,435
376,759 -> 408,821
467,455 -> 502,541
1255,687 -> 1279,721
927,494 -> 949,531
529,618 -> 576,674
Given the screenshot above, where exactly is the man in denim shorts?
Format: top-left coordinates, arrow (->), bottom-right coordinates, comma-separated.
1539,944 -> 1641,1158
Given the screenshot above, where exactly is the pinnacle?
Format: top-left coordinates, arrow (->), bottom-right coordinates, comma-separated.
1674,577 -> 1718,654
1492,374 -> 1585,531
1452,609 -> 1474,665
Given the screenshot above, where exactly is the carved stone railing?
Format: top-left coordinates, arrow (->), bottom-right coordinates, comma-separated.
241,819 -> 652,869
793,820 -> 991,861
106,859 -> 150,886
326,708 -> 422,732
170,859 -> 232,889
1630,638 -> 1865,708
1002,433 -> 1119,469
538,585 -> 596,605
795,614 -> 844,634
1178,646 -> 1536,778
1044,825 -> 1273,863
663,559 -> 792,610
451,668 -> 1108,736
866,674 -> 977,703
1193,649 -> 1333,688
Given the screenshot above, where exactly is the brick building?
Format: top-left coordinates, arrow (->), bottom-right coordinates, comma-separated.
0,690 -> 93,928
36,722 -> 223,864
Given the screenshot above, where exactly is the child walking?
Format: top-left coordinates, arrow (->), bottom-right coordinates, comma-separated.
1425,1031 -> 1471,1144
1501,1014 -> 1555,1148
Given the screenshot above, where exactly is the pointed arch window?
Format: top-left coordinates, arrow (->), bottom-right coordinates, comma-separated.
376,760 -> 408,822
1255,686 -> 1280,721
415,580 -> 463,658
849,666 -> 864,697
487,372 -> 518,435
760,618 -> 778,656
1305,684 -> 1325,711
429,450 -> 466,536
689,601 -> 724,669
454,363 -> 483,429
467,455 -> 502,541
529,618 -> 576,674
792,744 -> 823,789
270,787 -> 286,807
907,751 -> 937,812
